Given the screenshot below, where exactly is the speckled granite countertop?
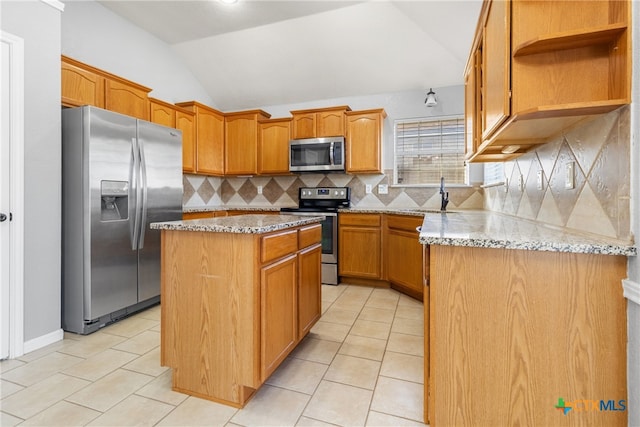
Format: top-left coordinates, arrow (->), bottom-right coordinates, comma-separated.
183,206 -> 287,213
150,214 -> 324,234
418,210 -> 636,256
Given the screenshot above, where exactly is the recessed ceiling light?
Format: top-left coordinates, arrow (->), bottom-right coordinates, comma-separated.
219,0 -> 238,4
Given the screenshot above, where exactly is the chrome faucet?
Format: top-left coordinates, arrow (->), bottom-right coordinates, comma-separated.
440,177 -> 449,212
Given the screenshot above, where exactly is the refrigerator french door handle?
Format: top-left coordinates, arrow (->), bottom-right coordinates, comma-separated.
130,137 -> 142,250
137,136 -> 148,250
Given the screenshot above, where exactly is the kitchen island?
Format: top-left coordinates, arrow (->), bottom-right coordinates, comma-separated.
419,211 -> 635,426
151,214 -> 324,407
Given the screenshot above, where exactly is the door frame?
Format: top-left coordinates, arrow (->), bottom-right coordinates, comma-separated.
1,31 -> 25,359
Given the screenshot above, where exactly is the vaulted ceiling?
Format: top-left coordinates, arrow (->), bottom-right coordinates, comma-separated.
98,0 -> 483,111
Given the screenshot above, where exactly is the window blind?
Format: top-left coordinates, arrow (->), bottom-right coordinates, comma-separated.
483,162 -> 505,186
394,116 -> 467,185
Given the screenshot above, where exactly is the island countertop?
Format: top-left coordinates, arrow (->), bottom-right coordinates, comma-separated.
419,210 -> 636,256
150,213 -> 324,234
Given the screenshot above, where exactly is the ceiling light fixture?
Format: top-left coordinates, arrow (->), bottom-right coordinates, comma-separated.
424,88 -> 437,107
219,0 -> 238,4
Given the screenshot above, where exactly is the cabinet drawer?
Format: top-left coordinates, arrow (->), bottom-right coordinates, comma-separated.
339,213 -> 381,227
299,224 -> 321,249
261,230 -> 298,264
182,212 -> 215,220
387,215 -> 422,232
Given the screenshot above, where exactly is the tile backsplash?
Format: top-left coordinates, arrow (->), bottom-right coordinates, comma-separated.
484,106 -> 630,240
183,106 -> 630,241
183,171 -> 484,211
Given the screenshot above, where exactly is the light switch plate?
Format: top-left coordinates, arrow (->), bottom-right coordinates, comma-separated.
565,162 -> 575,190
537,170 -> 544,190
365,184 -> 372,194
504,178 -> 509,193
518,174 -> 524,192
378,184 -> 388,194
257,185 -> 263,195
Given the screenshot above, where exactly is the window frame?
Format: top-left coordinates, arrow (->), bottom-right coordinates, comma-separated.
392,115 -> 469,187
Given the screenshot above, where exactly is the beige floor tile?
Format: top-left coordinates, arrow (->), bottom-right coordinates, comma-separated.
365,291 -> 400,311
156,395 -> 237,426
338,335 -> 387,361
350,319 -> 392,340
380,351 -> 423,384
1,351 -> 83,386
0,379 -> 24,399
386,333 -> 424,357
66,368 -> 153,412
15,339 -> 69,363
100,316 -> 159,338
289,337 -> 341,365
0,358 -> 25,373
58,331 -> 126,358
135,370 -> 188,406
365,410 -> 425,426
136,304 -> 161,321
358,306 -> 396,324
265,357 -> 328,394
321,300 -> 332,314
398,294 -> 423,308
230,384 -> 310,427
296,416 -> 338,426
112,330 -> 161,355
394,305 -> 424,321
341,285 -> 374,299
0,373 -> 90,419
62,348 -> 137,381
20,400 -> 101,426
321,284 -> 347,303
308,321 -> 351,343
323,354 -> 380,390
123,346 -> 168,377
391,317 -> 424,337
0,411 -> 23,427
303,380 -> 372,426
88,394 -> 174,426
370,376 -> 423,423
330,298 -> 367,312
321,307 -> 359,326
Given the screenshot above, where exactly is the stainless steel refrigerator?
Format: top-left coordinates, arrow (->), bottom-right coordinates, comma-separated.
61,106 -> 183,334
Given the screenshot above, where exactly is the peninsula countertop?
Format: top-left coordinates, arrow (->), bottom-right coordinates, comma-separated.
418,210 -> 636,256
150,213 -> 324,234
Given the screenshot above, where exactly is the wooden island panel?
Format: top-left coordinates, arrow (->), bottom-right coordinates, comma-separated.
429,245 -> 627,426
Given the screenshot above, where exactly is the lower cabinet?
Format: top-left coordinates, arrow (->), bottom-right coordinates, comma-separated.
160,222 -> 321,408
338,213 -> 382,279
385,215 -> 424,299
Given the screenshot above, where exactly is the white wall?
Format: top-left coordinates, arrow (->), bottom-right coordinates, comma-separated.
1,0 -> 62,343
61,0 -> 213,106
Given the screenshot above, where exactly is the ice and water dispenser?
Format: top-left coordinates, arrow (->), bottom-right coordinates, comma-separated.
100,180 -> 129,221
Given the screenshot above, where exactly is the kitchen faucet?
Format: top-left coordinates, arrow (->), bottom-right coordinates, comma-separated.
440,177 -> 449,212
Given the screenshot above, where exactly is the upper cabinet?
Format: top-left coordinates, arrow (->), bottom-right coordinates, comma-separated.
149,98 -> 196,173
61,55 -> 151,120
258,118 -> 292,175
345,109 -> 386,174
176,101 -> 226,176
225,110 -> 271,175
291,106 -> 351,139
465,0 -> 631,162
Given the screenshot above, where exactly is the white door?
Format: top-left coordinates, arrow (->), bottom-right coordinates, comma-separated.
1,37 -> 12,359
1,31 -> 24,360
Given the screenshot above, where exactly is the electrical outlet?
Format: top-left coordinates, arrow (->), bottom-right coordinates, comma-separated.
257,185 -> 263,195
565,162 -> 575,190
537,170 -> 544,190
365,184 -> 372,194
378,184 -> 388,194
504,178 -> 509,193
518,174 -> 524,192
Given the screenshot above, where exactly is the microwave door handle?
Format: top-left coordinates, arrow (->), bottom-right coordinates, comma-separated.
329,142 -> 335,165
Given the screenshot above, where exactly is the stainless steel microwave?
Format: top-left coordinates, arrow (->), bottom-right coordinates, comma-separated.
289,136 -> 345,172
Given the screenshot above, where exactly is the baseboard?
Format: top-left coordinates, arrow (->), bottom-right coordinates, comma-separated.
23,328 -> 64,355
623,278 -> 640,306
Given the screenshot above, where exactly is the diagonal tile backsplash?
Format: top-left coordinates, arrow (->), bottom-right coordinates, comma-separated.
484,106 -> 631,240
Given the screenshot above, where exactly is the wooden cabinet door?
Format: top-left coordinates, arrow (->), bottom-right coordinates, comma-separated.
226,114 -> 259,175
298,244 -> 321,339
316,110 -> 345,137
176,110 -> 196,173
481,0 -> 510,140
104,79 -> 149,120
61,59 -> 105,108
196,107 -> 225,176
345,110 -> 385,174
261,254 -> 298,381
291,112 -> 316,139
149,99 -> 175,128
258,119 -> 291,175
386,229 -> 423,299
339,226 -> 381,279
464,57 -> 478,160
